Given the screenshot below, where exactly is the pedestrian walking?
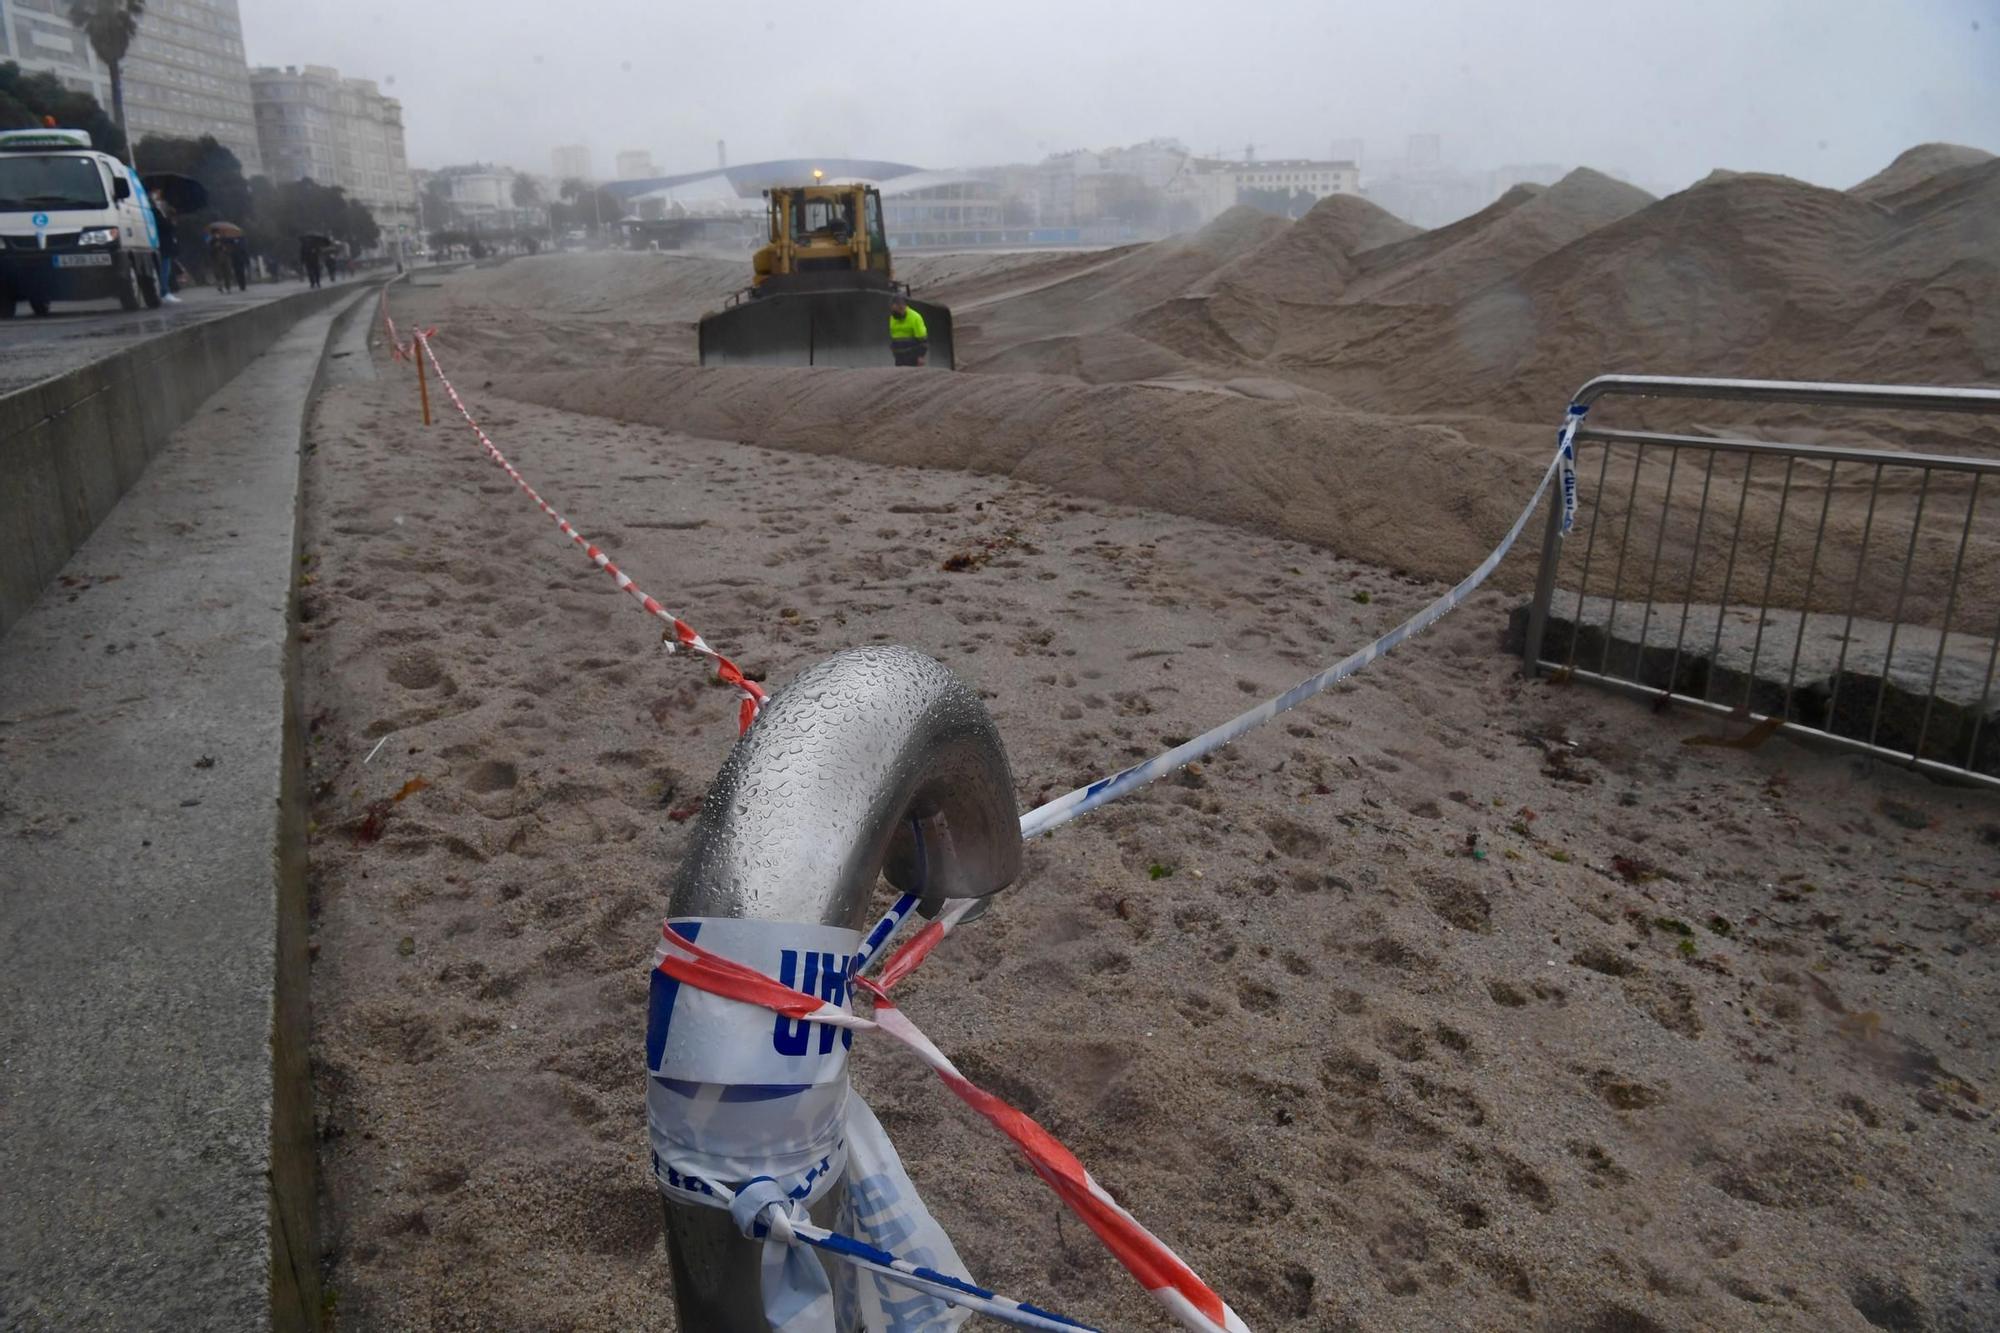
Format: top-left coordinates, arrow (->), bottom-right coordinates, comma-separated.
151,190 -> 182,304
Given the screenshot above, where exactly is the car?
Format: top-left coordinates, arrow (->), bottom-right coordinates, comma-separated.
0,126 -> 165,318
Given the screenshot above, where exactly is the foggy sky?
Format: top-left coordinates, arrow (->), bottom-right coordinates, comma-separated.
238,0 -> 1997,191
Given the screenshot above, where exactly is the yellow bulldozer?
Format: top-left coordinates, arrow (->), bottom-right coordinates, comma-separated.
697,180 -> 954,369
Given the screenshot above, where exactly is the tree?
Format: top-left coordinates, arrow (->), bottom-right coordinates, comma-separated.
67,0 -> 146,154
243,176 -> 380,269
419,175 -> 454,230
0,60 -> 127,156
135,134 -> 251,222
510,174 -> 542,210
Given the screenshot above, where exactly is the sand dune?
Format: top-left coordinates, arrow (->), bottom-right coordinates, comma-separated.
1849,142 -> 1996,201
1340,168 -> 1655,307
1245,161 -> 2000,419
1193,193 -> 1420,306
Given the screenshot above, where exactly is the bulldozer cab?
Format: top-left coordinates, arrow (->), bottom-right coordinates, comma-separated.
758,185 -> 892,288
700,180 -> 954,369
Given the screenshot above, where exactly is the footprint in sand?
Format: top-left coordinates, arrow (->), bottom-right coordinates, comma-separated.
464,759 -> 519,794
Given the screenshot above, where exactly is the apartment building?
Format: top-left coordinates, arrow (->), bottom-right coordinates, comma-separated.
251,63 -> 417,236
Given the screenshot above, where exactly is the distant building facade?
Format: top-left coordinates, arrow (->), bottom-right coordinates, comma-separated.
1098,137 -> 1189,191
551,143 -> 591,180
5,0 -> 261,171
1159,156 -> 1360,227
614,149 -> 655,180
419,164 -> 544,232
251,64 -> 417,237
879,170 -> 1004,248
2,0 -> 114,105
1230,158 -> 1360,200
121,0 -> 261,172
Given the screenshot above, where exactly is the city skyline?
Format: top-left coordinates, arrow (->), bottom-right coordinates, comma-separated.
233,0 -> 1995,196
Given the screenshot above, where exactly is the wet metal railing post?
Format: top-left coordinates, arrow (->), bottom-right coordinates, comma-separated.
1667,449 -> 1720,692
1869,471 -> 1932,750
1520,476 -> 1569,678
1704,453 -> 1756,704
1598,444 -> 1647,676
1742,455 -> 1798,710
1782,460 -> 1838,723
1635,446 -> 1681,682
1567,442 -> 1616,671
1915,474 -> 1981,761
1967,602 -> 2000,772
653,646 -> 1022,1331
1826,463 -> 1886,733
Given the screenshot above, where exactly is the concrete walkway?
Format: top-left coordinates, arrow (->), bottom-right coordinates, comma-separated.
0,290 -> 369,1328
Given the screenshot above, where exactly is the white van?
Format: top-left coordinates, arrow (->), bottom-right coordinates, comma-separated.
0,127 -> 165,318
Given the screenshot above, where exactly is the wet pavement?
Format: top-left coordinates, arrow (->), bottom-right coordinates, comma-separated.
0,276 -> 363,393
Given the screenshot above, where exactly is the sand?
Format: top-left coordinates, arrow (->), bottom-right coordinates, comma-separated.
303,141 -> 2000,1331
1849,144 -> 1997,202
1338,169 -> 1655,307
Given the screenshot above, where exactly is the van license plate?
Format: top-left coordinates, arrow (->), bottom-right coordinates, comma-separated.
55,253 -> 112,268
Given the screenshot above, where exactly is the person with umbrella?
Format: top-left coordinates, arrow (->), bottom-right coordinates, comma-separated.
207,222 -> 248,292
143,172 -> 206,305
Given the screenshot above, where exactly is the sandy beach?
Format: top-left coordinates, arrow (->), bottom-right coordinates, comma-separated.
299,142 -> 1999,1331
300,294 -> 1997,1331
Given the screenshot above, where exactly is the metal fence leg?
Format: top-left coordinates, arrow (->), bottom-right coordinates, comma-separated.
1521,483 -> 1568,678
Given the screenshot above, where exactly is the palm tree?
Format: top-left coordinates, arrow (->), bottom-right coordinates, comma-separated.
68,0 -> 146,158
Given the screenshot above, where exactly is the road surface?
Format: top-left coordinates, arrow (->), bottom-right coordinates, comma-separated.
0,275 -> 359,393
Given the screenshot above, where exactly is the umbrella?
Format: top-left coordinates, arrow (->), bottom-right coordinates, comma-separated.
143,172 -> 208,213
302,232 -> 333,246
204,221 -> 243,238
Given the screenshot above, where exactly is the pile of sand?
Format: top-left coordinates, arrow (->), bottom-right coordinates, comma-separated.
1849,141 -> 1996,201
442,252 -> 743,322
484,357 -> 1555,585
939,147 -> 1997,429
1241,160 -> 2000,418
1340,168 -> 1655,306
1196,193 -> 1421,305
417,143 -> 1999,627
956,207 -> 1289,368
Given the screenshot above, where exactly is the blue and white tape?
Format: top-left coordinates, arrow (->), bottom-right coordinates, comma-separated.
1016,439 -> 1571,840
672,1152 -> 1098,1332
1557,402 -> 1587,537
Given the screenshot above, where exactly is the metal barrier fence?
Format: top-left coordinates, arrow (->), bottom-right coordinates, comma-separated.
1518,376 -> 2000,788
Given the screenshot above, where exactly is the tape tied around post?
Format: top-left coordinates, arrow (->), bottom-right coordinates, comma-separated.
648,918 -> 859,1211
1558,402 -> 1587,537
647,917 -> 982,1331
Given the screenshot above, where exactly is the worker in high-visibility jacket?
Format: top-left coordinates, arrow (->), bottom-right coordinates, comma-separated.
888,296 -> 928,367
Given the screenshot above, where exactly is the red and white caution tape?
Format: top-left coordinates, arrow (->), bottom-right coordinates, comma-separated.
655,924 -> 1250,1333
379,290 -> 411,361
379,295 -> 767,732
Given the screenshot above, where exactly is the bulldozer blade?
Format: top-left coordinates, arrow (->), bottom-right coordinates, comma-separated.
698,290 -> 955,369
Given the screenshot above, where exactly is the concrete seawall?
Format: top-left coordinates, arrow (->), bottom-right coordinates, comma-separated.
0,282 -> 366,635
0,288 -> 375,1329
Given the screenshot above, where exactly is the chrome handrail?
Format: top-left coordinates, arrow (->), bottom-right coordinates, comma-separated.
658,645 -> 1021,1329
